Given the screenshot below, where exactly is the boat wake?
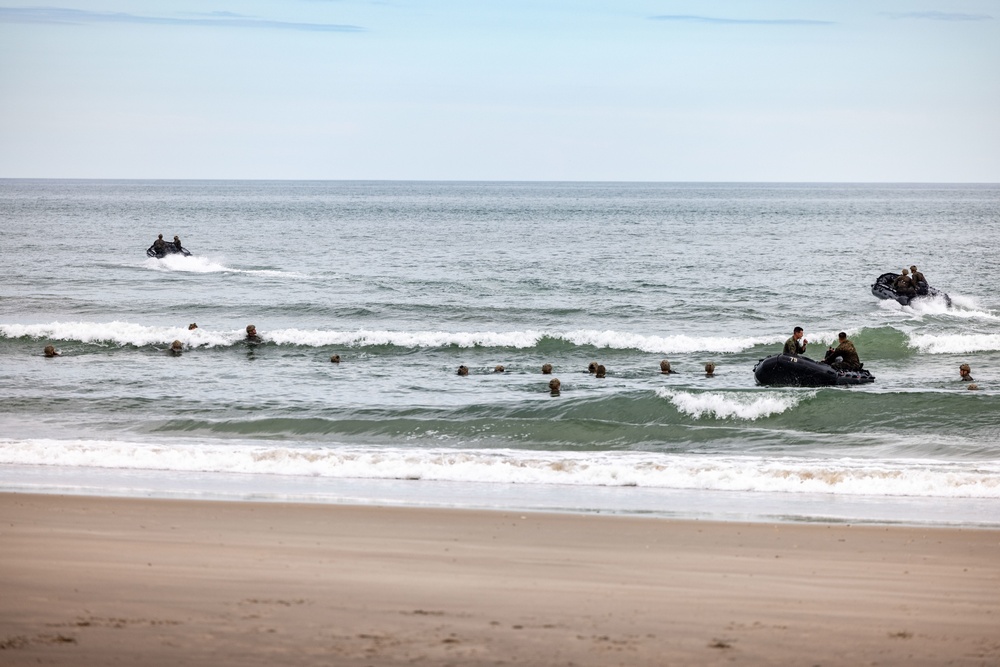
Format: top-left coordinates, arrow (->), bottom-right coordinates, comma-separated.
144,254 -> 304,278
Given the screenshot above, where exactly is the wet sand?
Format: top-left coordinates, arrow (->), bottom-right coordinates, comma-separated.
1,492 -> 998,666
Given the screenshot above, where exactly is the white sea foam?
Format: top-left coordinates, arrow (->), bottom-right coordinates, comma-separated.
1,321 -> 778,353
146,254 -> 304,278
270,329 -> 552,349
14,319 -> 996,357
1,321 -> 241,348
657,388 -> 808,420
908,294 -> 999,320
903,294 -> 953,314
1,439 -> 997,499
289,328 -> 777,353
561,330 -> 777,354
878,293 -> 999,321
909,333 -> 1000,354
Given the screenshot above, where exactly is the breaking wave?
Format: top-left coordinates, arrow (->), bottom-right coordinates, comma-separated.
1,321 -> 779,353
657,388 -> 809,421
909,333 -> 1000,354
1,438 -> 997,499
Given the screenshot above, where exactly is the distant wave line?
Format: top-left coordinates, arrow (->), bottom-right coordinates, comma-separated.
1,322 -> 782,353
7,322 -> 997,355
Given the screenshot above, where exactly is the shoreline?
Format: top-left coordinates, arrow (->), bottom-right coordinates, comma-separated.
3,463 -> 1000,529
2,492 -> 998,666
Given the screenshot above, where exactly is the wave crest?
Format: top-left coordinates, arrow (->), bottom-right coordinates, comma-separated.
657,388 -> 807,420
1,321 -> 778,352
909,333 -> 1000,354
2,439 -> 998,499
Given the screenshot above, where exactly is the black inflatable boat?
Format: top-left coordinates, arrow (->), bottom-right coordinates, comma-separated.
871,272 -> 950,307
753,354 -> 875,387
146,242 -> 191,258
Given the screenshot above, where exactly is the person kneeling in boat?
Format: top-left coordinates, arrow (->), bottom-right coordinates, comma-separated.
909,265 -> 928,295
893,269 -> 917,299
822,332 -> 862,371
783,327 -> 808,356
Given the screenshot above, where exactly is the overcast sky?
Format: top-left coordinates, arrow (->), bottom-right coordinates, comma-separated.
1,1 -> 997,181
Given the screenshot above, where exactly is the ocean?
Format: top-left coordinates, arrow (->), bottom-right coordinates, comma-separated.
2,180 -> 998,526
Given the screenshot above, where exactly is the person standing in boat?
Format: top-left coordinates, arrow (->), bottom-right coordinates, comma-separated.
822,332 -> 862,371
783,327 -> 808,356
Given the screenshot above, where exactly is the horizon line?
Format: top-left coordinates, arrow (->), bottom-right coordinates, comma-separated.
1,177 -> 998,186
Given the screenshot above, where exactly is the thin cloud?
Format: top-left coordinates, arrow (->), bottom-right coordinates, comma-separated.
883,11 -> 992,21
0,7 -> 366,32
649,14 -> 834,26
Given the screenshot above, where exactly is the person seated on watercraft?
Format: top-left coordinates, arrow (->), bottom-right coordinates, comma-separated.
783,327 -> 808,356
960,363 -> 974,382
821,332 -> 862,371
909,265 -> 928,294
893,269 -> 917,298
245,324 -> 261,343
174,235 -> 183,252
152,234 -> 166,254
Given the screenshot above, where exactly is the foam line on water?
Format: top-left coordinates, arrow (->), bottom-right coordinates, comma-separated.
1,321 -> 244,348
1,439 -> 997,499
2,322 -> 780,353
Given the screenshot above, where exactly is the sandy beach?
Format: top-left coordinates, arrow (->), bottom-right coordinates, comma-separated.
1,493 -> 998,666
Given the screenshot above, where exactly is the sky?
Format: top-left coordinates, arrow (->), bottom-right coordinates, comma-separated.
1,1 -> 998,181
